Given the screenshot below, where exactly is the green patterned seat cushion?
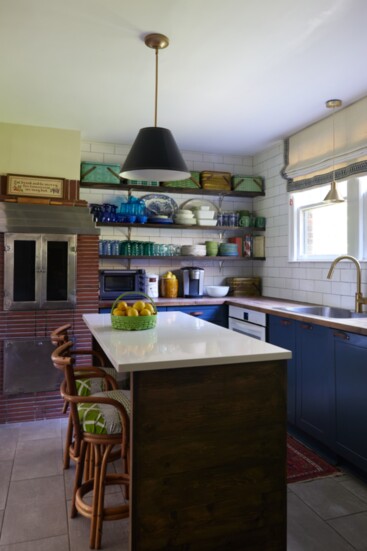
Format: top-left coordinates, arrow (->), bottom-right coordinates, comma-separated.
74,366 -> 126,396
77,390 -> 131,435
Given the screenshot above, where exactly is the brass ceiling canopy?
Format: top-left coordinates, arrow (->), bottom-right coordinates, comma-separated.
325,99 -> 342,109
144,33 -> 169,50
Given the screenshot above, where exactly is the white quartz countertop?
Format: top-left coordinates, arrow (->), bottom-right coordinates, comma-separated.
83,312 -> 291,373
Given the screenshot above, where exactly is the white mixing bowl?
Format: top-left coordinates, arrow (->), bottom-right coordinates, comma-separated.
205,286 -> 230,297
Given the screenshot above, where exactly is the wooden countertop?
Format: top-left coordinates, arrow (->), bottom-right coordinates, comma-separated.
100,295 -> 367,335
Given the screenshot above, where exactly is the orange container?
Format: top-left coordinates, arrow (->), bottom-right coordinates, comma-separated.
160,277 -> 178,298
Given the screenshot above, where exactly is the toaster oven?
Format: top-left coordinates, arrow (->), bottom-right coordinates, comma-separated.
99,269 -> 146,300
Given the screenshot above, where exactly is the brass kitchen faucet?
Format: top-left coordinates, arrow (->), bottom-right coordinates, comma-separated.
327,255 -> 367,313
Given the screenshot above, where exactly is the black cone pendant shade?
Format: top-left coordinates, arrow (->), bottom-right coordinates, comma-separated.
120,33 -> 189,182
120,126 -> 189,181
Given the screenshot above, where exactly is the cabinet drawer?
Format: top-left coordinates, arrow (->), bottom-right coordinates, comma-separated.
166,305 -> 227,327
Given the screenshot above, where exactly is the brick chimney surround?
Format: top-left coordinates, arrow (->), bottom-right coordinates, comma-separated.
0,175 -> 100,424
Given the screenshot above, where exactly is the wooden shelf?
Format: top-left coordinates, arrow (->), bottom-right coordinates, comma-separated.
99,255 -> 265,261
96,222 -> 265,231
81,182 -> 265,198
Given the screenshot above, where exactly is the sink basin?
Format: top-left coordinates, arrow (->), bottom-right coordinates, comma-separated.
274,305 -> 367,319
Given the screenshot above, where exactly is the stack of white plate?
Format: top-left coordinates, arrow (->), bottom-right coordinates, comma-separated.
192,206 -> 217,226
174,210 -> 196,225
181,244 -> 207,256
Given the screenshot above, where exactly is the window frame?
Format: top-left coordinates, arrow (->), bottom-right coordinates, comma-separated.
289,177 -> 364,262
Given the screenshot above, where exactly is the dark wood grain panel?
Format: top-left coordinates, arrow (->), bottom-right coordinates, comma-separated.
131,360 -> 286,550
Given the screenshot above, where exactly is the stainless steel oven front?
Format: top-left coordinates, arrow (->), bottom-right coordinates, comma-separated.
4,233 -> 76,310
228,305 -> 267,341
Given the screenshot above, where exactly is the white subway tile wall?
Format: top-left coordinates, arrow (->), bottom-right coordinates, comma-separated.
253,142 -> 366,310
81,139 -> 366,306
80,141 -> 256,287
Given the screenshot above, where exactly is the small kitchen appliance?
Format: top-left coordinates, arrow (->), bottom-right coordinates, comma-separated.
99,269 -> 146,300
181,267 -> 205,298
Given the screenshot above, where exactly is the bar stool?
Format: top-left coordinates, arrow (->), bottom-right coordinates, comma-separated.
51,324 -> 121,470
52,341 -> 130,550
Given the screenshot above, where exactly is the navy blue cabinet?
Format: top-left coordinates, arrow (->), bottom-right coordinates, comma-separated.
165,305 -> 228,327
268,316 -> 297,424
333,329 -> 367,471
268,316 -> 333,446
296,322 -> 333,445
101,305 -> 227,325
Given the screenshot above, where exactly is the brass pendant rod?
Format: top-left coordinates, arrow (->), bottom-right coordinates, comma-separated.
154,47 -> 158,127
144,33 -> 169,128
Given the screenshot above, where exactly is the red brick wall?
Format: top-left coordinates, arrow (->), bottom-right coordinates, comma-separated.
0,233 -> 100,424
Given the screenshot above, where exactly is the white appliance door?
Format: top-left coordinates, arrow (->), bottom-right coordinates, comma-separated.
228,318 -> 266,341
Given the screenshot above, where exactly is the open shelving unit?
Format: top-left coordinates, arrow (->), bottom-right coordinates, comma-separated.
80,182 -> 265,198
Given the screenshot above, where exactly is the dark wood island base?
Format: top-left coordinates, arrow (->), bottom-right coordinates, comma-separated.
130,359 -> 287,550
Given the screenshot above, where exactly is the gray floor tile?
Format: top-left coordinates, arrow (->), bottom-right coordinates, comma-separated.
0,462 -> 13,510
67,495 -> 129,551
0,430 -> 18,462
17,419 -> 61,442
290,477 -> 367,520
328,511 -> 367,551
337,474 -> 367,504
0,534 -> 69,551
11,438 -> 63,481
287,492 -> 355,551
0,475 -> 67,546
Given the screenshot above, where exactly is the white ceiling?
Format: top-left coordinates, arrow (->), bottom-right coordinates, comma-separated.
1,0 -> 367,156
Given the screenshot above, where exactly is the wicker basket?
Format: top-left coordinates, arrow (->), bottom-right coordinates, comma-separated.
111,292 -> 157,331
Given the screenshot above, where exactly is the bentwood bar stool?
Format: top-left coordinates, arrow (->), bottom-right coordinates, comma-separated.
52,341 -> 130,550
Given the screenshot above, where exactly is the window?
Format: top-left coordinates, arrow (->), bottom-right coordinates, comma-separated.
289,177 -> 367,261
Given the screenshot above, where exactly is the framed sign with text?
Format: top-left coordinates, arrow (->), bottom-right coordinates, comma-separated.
7,174 -> 64,199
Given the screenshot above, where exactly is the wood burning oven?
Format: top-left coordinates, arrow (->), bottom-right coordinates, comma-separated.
4,233 -> 76,310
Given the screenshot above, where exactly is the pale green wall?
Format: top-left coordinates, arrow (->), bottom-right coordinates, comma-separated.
0,123 -> 81,179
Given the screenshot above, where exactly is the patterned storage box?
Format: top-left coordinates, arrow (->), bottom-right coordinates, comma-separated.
162,171 -> 200,189
81,162 -> 121,184
200,171 -> 231,191
226,277 -> 262,297
231,175 -> 264,193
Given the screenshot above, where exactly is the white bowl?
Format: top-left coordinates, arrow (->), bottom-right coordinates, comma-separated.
195,211 -> 215,220
206,286 -> 230,297
174,217 -> 196,225
176,209 -> 193,214
176,210 -> 194,218
196,219 -> 217,226
192,205 -> 210,211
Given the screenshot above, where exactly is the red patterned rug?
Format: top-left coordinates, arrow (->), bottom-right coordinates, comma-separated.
287,435 -> 340,483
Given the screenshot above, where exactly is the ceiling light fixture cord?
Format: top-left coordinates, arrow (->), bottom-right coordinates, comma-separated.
154,46 -> 158,127
323,99 -> 343,203
119,33 -> 189,182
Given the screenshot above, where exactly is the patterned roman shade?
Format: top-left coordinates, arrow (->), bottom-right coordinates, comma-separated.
283,96 -> 367,191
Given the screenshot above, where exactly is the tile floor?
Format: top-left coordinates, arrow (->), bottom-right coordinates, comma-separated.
1,418 -> 367,550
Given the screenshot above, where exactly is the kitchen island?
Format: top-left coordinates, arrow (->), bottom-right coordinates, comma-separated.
83,311 -> 291,551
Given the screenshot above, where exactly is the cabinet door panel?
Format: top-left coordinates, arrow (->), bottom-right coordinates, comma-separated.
268,316 -> 296,424
334,331 -> 367,470
166,305 -> 227,327
296,323 -> 332,444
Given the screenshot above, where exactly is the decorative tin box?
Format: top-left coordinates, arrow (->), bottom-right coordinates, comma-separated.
200,171 -> 231,191
226,277 -> 262,297
81,162 -> 121,184
162,171 -> 200,189
231,175 -> 264,193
